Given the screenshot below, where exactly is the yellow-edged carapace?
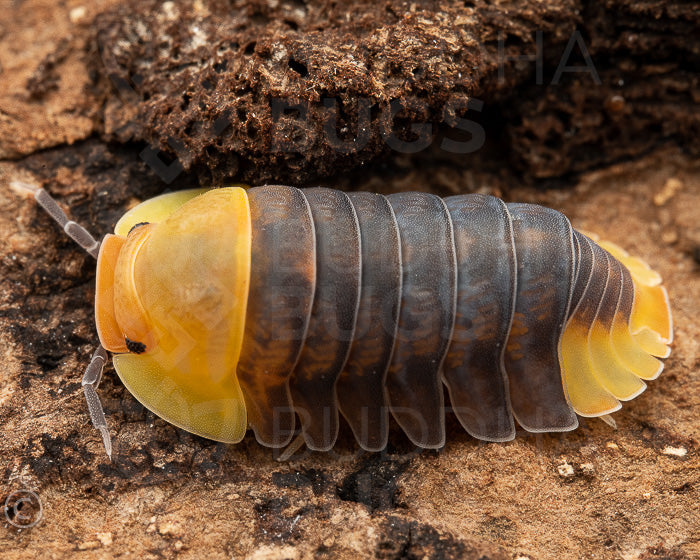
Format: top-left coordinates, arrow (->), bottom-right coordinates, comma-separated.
20,184 -> 673,457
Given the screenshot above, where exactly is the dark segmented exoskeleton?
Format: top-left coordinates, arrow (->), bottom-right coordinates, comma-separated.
235,186 -> 671,452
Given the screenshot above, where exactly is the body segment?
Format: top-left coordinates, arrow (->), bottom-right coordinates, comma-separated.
442,194 -> 516,441
384,192 -> 457,449
504,202 -> 579,433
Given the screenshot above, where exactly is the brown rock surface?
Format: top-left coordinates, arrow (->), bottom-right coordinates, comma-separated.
0,1 -> 111,160
0,2 -> 698,559
93,0 -> 700,184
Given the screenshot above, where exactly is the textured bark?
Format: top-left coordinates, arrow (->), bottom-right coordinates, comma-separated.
91,0 -> 700,184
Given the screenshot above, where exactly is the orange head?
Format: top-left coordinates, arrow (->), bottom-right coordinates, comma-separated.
92,187 -> 253,443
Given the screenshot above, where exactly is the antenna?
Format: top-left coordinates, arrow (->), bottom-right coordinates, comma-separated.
12,181 -> 101,258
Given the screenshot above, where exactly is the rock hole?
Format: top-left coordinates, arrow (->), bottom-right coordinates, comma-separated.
246,122 -> 258,139
217,41 -> 238,53
389,62 -> 403,76
288,58 -> 309,77
283,106 -> 303,119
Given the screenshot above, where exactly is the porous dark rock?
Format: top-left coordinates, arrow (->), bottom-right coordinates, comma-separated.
93,0 -> 700,185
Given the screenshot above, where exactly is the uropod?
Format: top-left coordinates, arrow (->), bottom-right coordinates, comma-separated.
17,184 -> 672,458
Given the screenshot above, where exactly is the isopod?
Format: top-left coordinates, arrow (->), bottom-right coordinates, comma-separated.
18,184 -> 672,457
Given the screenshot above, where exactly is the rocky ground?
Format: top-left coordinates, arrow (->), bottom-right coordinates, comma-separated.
1,1 -> 698,559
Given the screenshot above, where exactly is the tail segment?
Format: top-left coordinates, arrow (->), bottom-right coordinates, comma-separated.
561,233 -> 672,418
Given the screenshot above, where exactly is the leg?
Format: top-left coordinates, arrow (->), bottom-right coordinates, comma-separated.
82,346 -> 112,459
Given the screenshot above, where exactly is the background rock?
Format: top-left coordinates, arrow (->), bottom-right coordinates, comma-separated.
92,0 -> 700,184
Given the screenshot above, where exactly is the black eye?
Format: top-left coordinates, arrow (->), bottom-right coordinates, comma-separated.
128,222 -> 150,235
125,336 -> 146,354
